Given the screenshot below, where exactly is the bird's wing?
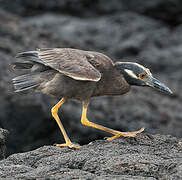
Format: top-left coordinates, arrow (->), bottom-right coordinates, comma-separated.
37,48 -> 101,82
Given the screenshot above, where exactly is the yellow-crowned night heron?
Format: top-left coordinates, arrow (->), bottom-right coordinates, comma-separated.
11,48 -> 173,149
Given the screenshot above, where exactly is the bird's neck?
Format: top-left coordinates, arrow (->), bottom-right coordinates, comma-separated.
92,67 -> 130,97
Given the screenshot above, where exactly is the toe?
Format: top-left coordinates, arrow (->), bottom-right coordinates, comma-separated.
106,128 -> 145,141
55,143 -> 67,147
68,143 -> 81,149
55,143 -> 81,149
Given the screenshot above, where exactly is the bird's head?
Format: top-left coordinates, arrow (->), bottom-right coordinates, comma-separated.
115,62 -> 173,94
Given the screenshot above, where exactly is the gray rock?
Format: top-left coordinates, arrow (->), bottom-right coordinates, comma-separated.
1,0 -> 182,26
0,134 -> 182,179
0,128 -> 9,159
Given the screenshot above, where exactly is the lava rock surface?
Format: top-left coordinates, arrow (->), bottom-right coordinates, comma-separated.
0,128 -> 9,160
0,134 -> 182,179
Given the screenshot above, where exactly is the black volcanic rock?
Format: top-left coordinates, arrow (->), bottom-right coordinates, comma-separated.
0,134 -> 182,179
0,128 -> 9,159
1,0 -> 182,26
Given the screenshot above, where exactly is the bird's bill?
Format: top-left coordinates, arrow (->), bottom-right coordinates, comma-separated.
145,77 -> 173,95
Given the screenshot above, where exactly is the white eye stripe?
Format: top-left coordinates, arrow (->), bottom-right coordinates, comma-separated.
124,69 -> 138,79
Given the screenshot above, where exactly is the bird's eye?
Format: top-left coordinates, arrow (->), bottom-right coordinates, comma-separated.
139,73 -> 147,79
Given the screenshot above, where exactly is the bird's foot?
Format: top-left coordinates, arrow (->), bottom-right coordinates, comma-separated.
106,127 -> 145,141
55,142 -> 81,149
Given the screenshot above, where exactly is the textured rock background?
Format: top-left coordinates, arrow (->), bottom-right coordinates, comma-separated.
0,128 -> 8,160
0,0 -> 181,156
0,134 -> 182,179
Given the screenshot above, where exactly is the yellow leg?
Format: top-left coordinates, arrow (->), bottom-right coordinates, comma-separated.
51,97 -> 80,149
81,100 -> 144,141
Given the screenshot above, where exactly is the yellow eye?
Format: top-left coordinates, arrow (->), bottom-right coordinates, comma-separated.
139,73 -> 147,79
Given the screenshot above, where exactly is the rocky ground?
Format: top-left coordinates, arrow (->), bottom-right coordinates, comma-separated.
0,0 -> 182,158
1,133 -> 182,179
0,128 -> 8,160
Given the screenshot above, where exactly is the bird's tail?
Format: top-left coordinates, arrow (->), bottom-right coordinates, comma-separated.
11,51 -> 45,92
12,73 -> 40,92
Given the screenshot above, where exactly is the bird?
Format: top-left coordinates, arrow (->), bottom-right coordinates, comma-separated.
11,48 -> 173,149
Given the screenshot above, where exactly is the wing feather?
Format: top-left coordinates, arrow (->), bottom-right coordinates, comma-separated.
38,48 -> 101,81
